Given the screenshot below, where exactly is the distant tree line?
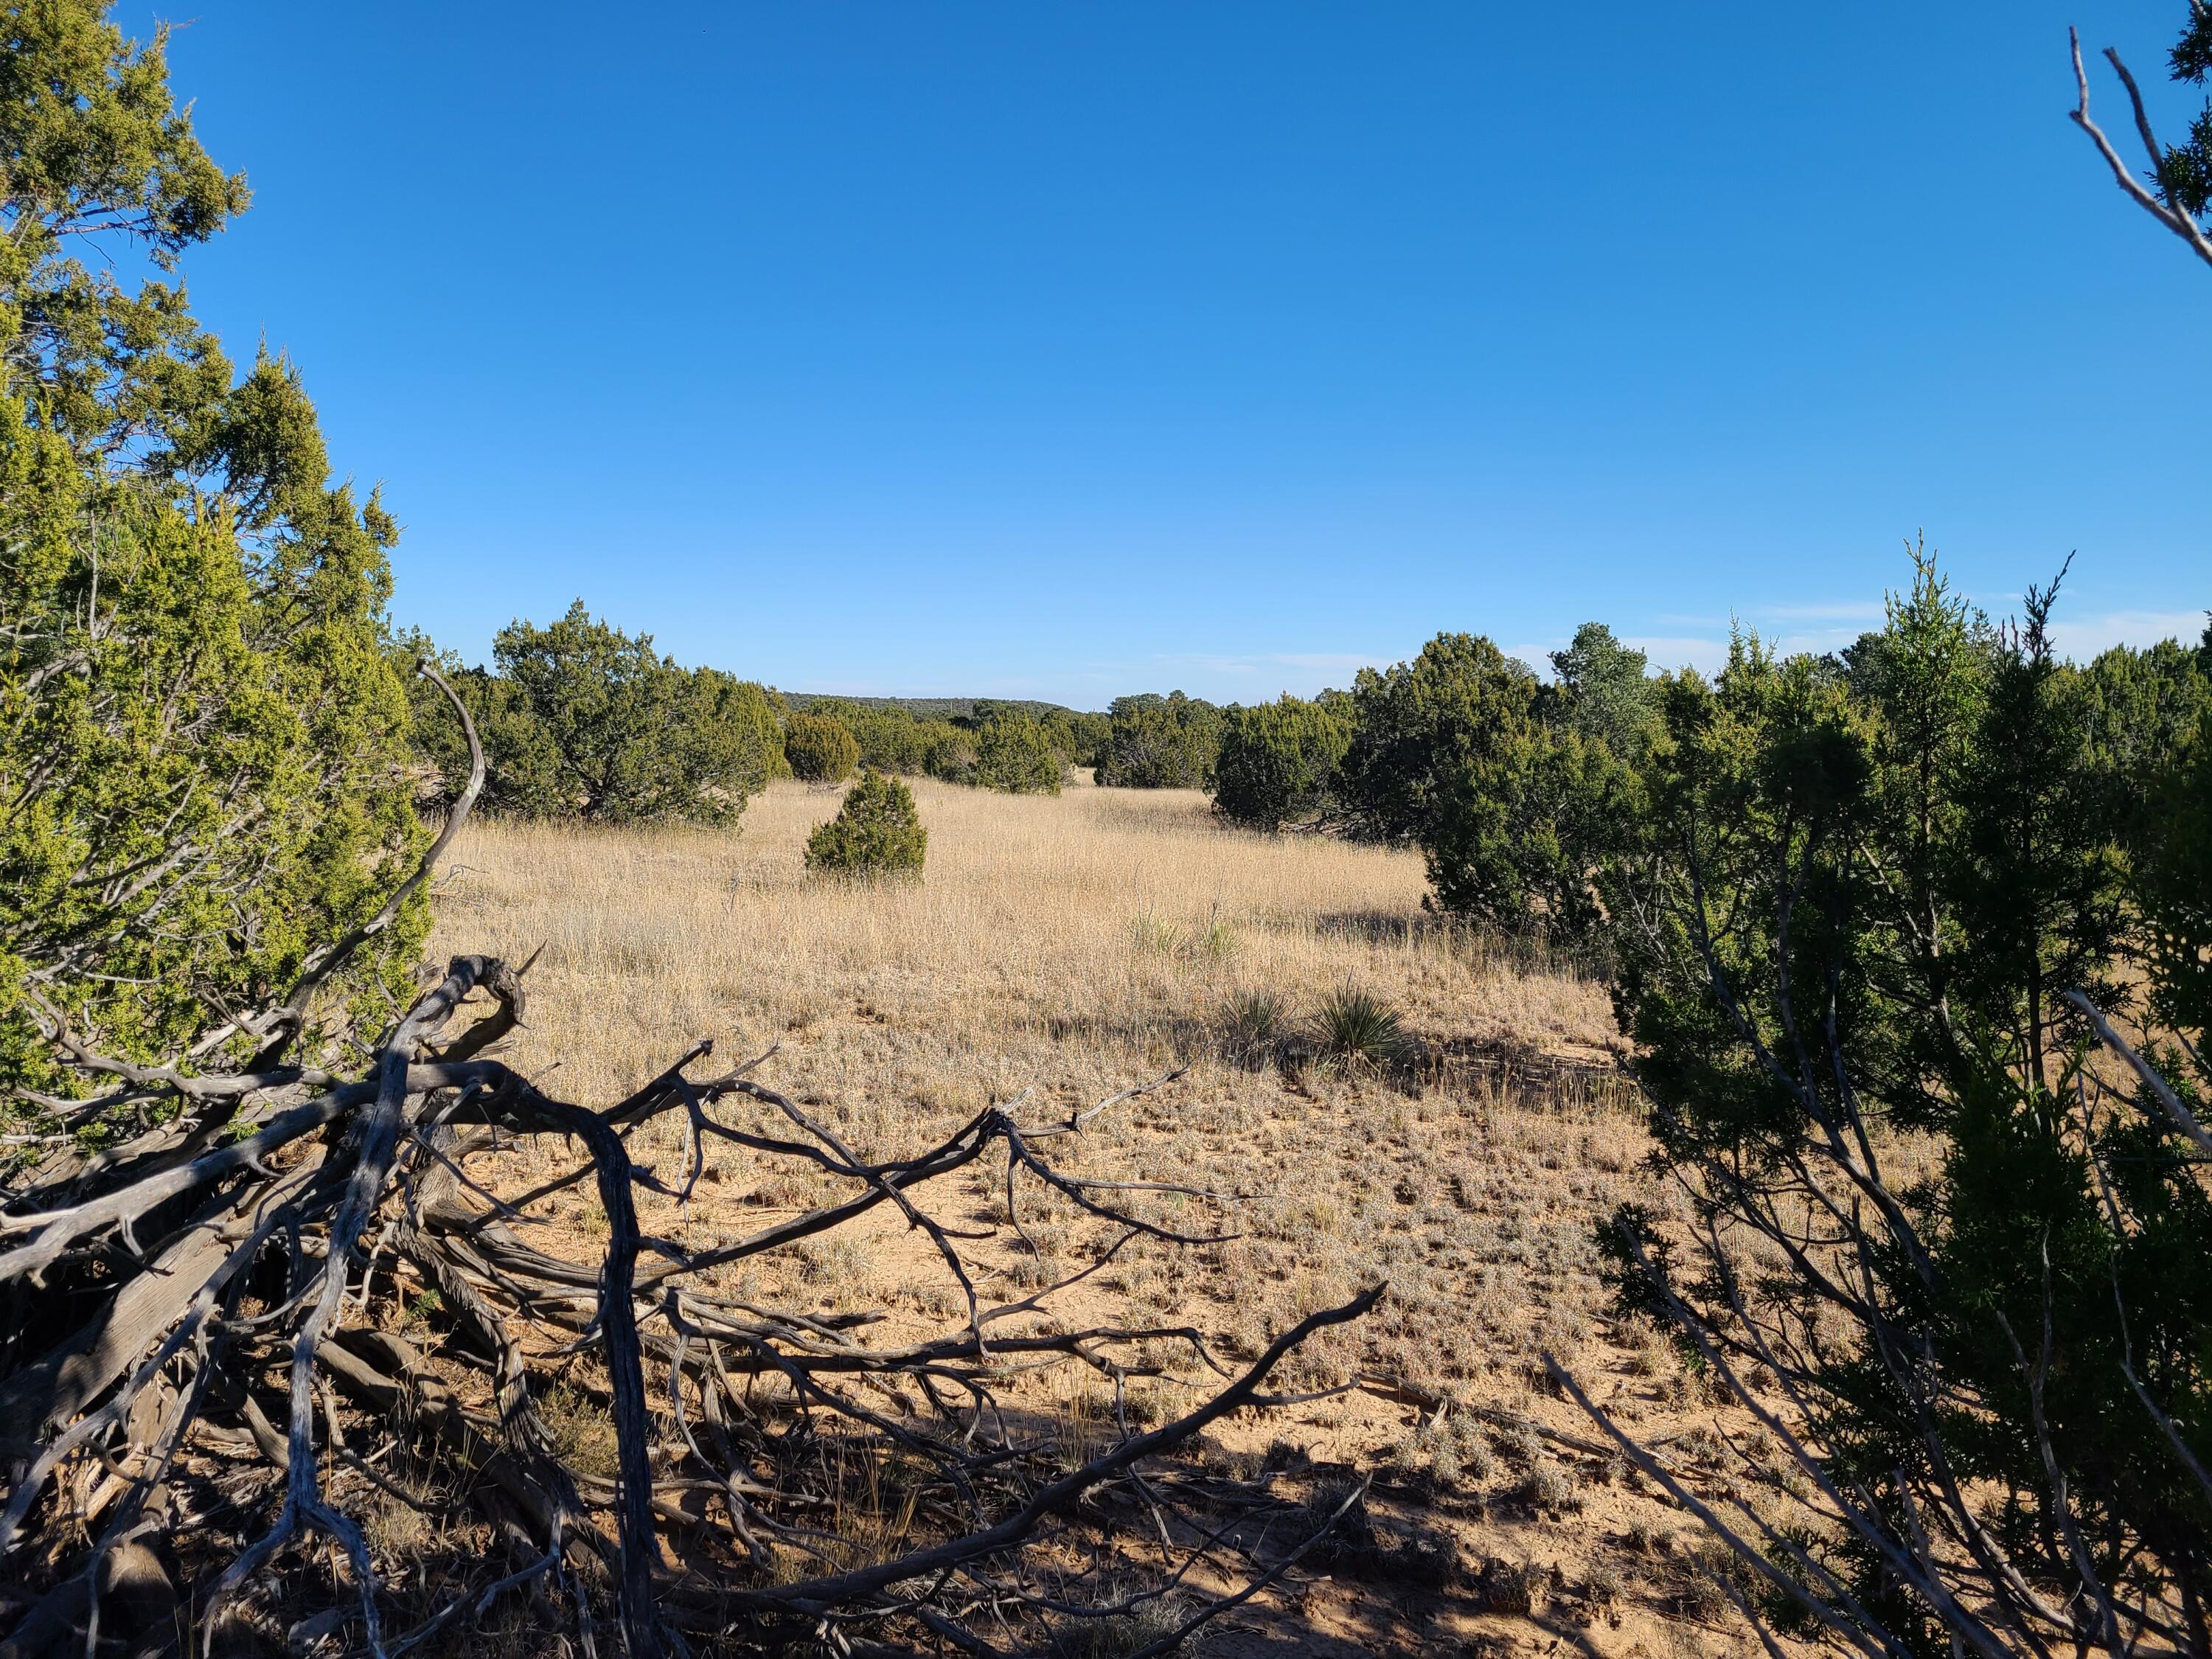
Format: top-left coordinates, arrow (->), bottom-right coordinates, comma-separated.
400,608 -> 1128,820
405,584 -> 2211,981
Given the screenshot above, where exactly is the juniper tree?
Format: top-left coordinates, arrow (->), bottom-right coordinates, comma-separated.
1549,622 -> 1657,762
1211,695 -> 1350,831
974,713 -> 1063,794
1582,554 -> 2212,1655
805,768 -> 926,875
785,710 -> 860,784
1336,634 -> 1537,845
481,603 -> 773,825
0,1 -> 425,1096
1093,692 -> 1221,787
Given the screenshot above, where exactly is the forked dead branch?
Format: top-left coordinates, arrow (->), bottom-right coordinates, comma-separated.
0,672 -> 1380,1658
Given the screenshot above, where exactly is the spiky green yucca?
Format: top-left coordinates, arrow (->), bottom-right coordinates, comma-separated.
1220,989 -> 1288,1066
1315,987 -> 1410,1071
804,770 -> 925,877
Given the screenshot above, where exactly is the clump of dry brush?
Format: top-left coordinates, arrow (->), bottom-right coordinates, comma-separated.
0,679 -> 1377,1658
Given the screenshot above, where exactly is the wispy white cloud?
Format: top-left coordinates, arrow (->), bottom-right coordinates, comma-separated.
1756,599 -> 1885,623
2045,609 -> 2208,660
1622,635 -> 1732,674
1159,650 -> 1391,679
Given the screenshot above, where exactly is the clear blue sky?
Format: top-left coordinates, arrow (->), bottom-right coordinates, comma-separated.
134,1 -> 2208,706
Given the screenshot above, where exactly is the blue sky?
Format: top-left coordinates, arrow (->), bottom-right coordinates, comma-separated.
136,1 -> 2208,706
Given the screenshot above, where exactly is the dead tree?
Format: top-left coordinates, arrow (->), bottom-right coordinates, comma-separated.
0,670 -> 1380,1658
2069,5 -> 2212,272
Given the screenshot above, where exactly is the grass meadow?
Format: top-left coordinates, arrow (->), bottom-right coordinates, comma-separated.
428,777 -> 1764,1656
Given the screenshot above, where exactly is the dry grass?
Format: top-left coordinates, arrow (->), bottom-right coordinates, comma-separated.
429,777 -> 1747,1653
432,777 -> 1611,1101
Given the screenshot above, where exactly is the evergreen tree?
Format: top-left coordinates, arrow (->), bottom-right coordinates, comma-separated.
0,2 -> 425,1094
1424,725 -> 1627,947
1337,633 -> 1540,844
483,602 -> 772,825
805,769 -> 926,877
1549,622 -> 1657,761
1093,692 -> 1222,787
1211,695 -> 1350,831
1946,566 -> 2131,1091
1596,553 -> 2212,1652
973,713 -> 1063,794
785,711 -> 860,785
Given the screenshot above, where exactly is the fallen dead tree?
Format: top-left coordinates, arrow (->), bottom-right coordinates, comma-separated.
0,672 -> 1380,1658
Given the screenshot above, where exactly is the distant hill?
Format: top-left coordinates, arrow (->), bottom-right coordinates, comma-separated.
780,693 -> 1102,720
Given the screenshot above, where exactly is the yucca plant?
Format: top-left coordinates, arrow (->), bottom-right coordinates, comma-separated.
1128,910 -> 1182,953
1314,986 -> 1411,1073
1220,988 -> 1289,1067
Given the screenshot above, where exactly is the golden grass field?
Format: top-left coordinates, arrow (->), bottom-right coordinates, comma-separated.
428,777 -> 1760,1657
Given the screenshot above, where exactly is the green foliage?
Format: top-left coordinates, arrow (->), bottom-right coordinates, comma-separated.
1220,988 -> 1288,1066
769,697 -> 1100,788
1338,634 -> 1538,844
2139,676 -> 2212,1037
1548,622 -> 1657,761
2157,1 -> 2212,220
785,711 -> 860,785
1599,546 -> 2212,1649
1337,633 -> 1623,942
800,698 -> 911,773
0,2 -> 250,473
804,769 -> 925,877
470,602 -> 773,825
1211,695 -> 1351,830
1423,724 -> 1630,947
0,4 -> 425,1096
973,713 -> 1063,794
1093,692 -> 1222,788
1054,709 -> 1112,768
1947,565 -> 2132,1088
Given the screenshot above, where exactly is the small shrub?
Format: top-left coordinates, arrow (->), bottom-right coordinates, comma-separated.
363,1491 -> 431,1562
1516,1458 -> 1576,1512
785,712 -> 860,783
1220,989 -> 1287,1066
794,1233 -> 870,1283
1054,1599 -> 1190,1658
1472,1557 -> 1543,1615
805,770 -> 926,877
1672,1552 -> 1731,1621
1129,911 -> 1181,953
1585,1560 -> 1625,1608
541,1382 -> 619,1480
1314,987 -> 1410,1071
